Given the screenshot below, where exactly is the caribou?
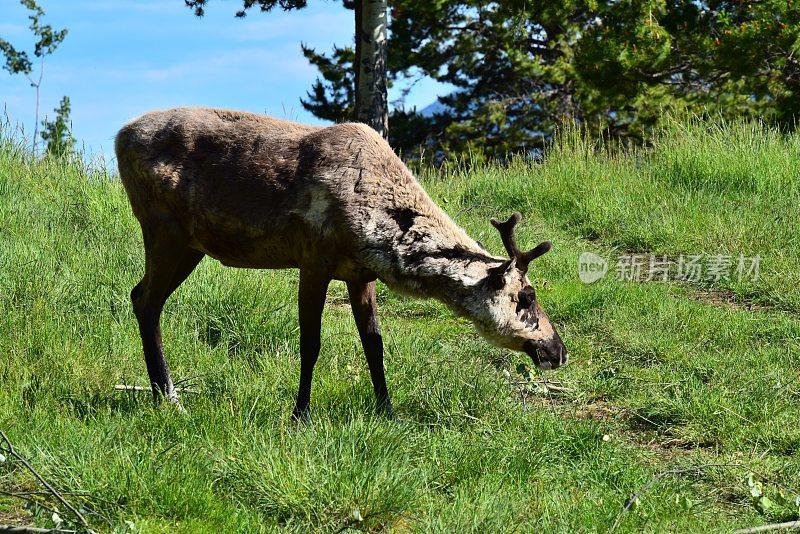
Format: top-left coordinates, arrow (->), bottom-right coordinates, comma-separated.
115,107 -> 568,418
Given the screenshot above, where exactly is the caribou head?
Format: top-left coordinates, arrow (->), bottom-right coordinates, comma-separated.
472,212 -> 568,370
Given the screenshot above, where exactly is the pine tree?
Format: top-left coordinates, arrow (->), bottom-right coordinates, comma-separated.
303,1 -> 800,159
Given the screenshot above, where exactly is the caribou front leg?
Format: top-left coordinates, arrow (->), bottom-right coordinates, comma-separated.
293,270 -> 331,420
347,280 -> 394,417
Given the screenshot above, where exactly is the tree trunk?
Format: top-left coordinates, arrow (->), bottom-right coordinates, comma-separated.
355,0 -> 388,139
353,0 -> 362,122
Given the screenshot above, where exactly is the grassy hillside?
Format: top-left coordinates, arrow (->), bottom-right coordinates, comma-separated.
1,120 -> 799,532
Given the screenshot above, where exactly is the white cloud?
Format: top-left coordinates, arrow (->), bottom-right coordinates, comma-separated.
139,47 -> 313,82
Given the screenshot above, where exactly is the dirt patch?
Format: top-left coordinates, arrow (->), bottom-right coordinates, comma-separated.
656,437 -> 717,450
326,292 -> 351,310
572,400 -> 624,421
619,416 -> 720,462
687,288 -> 769,313
0,497 -> 33,529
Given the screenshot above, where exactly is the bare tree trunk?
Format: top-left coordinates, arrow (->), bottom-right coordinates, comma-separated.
32,56 -> 44,155
355,0 -> 388,139
32,81 -> 40,154
353,0 -> 362,122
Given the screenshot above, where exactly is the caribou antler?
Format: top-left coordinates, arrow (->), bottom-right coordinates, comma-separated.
490,212 -> 552,272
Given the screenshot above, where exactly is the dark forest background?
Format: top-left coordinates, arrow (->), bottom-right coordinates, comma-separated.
299,0 -> 800,160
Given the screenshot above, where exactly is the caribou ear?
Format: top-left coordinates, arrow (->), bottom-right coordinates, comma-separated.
487,259 -> 516,290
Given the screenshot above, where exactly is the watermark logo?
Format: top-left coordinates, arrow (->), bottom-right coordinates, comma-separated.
577,252 -> 760,284
578,252 -> 609,284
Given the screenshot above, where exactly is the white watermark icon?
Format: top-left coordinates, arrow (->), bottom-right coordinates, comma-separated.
578,253 -> 760,284
578,252 -> 609,284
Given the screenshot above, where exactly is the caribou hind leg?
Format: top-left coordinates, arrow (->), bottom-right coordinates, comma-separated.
131,217 -> 204,406
347,280 -> 393,417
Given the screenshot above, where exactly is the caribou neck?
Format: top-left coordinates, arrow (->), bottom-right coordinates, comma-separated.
371,228 -> 504,311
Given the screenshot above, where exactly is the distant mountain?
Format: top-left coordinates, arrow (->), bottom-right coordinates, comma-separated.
419,100 -> 448,117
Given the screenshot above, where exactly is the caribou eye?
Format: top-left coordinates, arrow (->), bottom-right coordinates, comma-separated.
516,288 -> 538,325
516,287 -> 536,312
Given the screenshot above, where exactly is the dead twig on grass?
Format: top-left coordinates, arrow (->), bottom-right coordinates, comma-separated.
113,384 -> 199,394
0,431 -> 90,531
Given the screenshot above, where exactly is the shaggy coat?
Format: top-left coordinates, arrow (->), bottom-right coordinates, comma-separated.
118,109 -> 480,284
116,107 -> 567,415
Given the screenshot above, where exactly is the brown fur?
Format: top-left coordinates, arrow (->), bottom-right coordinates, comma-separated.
116,107 -> 477,281
116,107 -> 567,414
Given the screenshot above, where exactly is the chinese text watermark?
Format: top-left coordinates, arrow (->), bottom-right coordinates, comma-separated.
578,252 -> 760,284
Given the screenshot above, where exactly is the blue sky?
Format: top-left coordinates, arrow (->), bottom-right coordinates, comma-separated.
0,0 -> 446,161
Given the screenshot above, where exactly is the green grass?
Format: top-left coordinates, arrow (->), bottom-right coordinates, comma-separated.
1,119 -> 800,532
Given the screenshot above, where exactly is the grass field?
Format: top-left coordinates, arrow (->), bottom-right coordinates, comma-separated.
1,120 -> 800,532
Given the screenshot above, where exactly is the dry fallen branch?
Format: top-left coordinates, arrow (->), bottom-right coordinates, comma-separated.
733,521 -> 800,534
113,384 -> 199,394
0,431 -> 90,531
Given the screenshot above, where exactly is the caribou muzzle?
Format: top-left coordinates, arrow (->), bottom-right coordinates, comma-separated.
523,331 -> 568,370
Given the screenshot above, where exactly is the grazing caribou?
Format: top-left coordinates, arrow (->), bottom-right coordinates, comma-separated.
116,107 -> 568,418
